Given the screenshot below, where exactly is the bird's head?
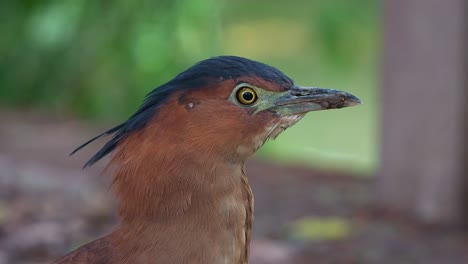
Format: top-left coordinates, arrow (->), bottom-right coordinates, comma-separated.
74,56 -> 361,167
71,56 -> 362,220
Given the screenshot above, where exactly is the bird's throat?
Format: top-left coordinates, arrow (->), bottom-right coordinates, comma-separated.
110,137 -> 245,222
108,142 -> 252,262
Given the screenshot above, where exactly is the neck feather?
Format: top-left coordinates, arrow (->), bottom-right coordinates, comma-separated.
108,129 -> 243,223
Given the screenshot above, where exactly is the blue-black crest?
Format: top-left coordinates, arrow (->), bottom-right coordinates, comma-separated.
71,56 -> 293,168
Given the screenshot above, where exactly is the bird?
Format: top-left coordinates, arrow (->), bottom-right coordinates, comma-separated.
54,56 -> 361,264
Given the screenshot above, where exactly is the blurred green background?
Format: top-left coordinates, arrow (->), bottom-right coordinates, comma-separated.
0,0 -> 378,175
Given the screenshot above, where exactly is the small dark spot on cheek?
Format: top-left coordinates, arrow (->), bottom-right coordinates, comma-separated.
185,102 -> 200,111
178,94 -> 200,111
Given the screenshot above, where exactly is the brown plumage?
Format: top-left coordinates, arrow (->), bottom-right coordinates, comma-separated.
55,56 -> 361,264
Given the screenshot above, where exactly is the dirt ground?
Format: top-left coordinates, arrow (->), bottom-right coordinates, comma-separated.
0,111 -> 467,264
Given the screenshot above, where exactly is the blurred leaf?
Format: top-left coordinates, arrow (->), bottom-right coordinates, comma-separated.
0,0 -> 224,119
287,216 -> 351,241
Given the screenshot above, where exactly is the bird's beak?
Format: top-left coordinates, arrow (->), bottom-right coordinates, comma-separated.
266,86 -> 362,116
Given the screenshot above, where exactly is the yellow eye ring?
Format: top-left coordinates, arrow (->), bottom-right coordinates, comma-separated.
236,87 -> 257,105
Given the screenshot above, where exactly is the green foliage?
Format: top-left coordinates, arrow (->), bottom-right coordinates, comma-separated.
222,0 -> 378,67
0,0 -> 223,119
0,0 -> 379,172
220,0 -> 379,174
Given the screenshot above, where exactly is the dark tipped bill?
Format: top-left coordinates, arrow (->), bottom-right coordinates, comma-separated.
268,86 -> 362,116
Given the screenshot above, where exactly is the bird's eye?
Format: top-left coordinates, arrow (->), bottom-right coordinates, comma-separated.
236,87 -> 257,105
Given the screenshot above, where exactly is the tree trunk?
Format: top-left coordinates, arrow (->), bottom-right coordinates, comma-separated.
378,0 -> 467,225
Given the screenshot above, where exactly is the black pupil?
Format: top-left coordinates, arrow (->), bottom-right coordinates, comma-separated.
242,91 -> 254,101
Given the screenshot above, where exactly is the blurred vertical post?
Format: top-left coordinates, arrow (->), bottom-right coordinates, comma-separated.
378,0 -> 467,225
